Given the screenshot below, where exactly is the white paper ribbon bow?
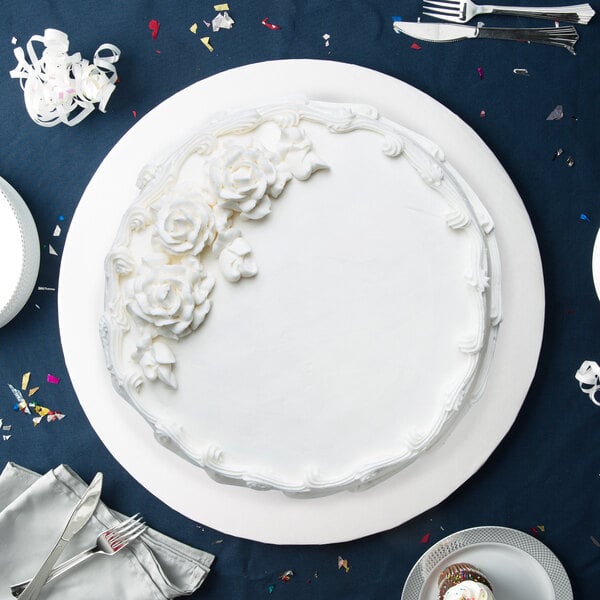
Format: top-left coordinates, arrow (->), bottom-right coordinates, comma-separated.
575,360 -> 600,406
9,29 -> 120,127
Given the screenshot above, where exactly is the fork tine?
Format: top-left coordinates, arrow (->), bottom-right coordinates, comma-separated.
422,0 -> 461,9
422,4 -> 461,15
110,522 -> 146,550
422,10 -> 463,21
104,515 -> 142,543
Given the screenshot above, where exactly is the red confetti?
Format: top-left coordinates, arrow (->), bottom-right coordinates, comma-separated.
46,374 -> 60,384
132,110 -> 137,118
420,532 -> 431,544
148,19 -> 160,40
530,527 -> 539,536
411,42 -> 421,50
477,66 -> 484,79
262,17 -> 281,30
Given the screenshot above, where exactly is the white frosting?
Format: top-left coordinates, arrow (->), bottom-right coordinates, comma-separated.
101,99 -> 501,496
444,581 -> 495,600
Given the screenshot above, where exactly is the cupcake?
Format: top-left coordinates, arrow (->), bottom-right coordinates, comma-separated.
438,563 -> 494,599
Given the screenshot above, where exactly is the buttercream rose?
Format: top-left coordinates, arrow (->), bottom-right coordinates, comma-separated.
154,195 -> 214,255
127,255 -> 214,338
209,144 -> 290,220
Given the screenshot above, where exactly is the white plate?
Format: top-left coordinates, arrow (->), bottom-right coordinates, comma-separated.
402,526 -> 572,600
0,177 -> 39,328
58,59 -> 545,544
592,228 -> 600,300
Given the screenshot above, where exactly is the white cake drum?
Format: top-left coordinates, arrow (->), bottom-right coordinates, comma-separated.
100,99 -> 501,496
59,59 -> 544,543
0,176 -> 40,328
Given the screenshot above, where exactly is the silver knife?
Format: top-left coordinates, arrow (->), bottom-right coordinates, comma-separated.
393,20 -> 579,54
15,472 -> 103,600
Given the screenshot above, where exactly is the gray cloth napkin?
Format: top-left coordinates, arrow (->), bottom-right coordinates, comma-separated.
0,463 -> 214,599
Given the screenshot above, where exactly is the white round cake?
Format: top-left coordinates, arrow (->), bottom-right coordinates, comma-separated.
101,99 -> 501,496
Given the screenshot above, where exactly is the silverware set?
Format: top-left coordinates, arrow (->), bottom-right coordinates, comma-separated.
394,0 -> 595,53
7,472 -> 147,600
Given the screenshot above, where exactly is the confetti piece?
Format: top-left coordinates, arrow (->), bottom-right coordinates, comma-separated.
2,425 -> 12,431
203,20 -> 212,28
212,11 -> 235,31
212,539 -> 223,544
46,411 -> 65,422
337,556 -> 350,573
200,37 -> 214,52
421,532 -> 431,543
546,105 -> 564,121
477,66 -> 484,79
49,244 -> 58,256
148,19 -> 160,40
530,527 -> 539,536
513,68 -> 530,76
591,535 -> 600,547
580,213 -> 591,222
323,33 -> 331,47
480,110 -> 486,118
214,3 -> 229,10
262,17 -> 281,30
552,148 -> 563,160
566,156 -> 574,167
11,37 -> 17,45
190,23 -> 198,34
279,570 -> 294,582
58,215 -> 65,221
410,42 -> 421,50
34,405 -> 50,417
2,435 -> 11,441
21,372 -> 30,391
53,225 -> 61,237
267,584 -> 275,594
132,110 -> 137,118
537,525 -> 545,532
8,384 -> 25,403
28,387 -> 39,396
47,374 -> 60,384
32,416 -> 42,427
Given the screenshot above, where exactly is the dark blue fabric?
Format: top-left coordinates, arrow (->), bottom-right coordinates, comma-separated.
1,1 -> 599,597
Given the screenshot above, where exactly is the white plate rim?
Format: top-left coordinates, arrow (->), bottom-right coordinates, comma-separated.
58,59 -> 545,544
401,525 -> 572,600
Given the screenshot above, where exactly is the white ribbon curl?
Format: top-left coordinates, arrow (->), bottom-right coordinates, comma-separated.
575,360 -> 600,406
9,29 -> 120,127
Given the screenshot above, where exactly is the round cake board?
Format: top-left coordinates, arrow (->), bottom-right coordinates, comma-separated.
58,59 -> 544,545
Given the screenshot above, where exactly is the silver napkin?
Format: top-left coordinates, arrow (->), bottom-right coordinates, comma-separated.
0,463 -> 214,599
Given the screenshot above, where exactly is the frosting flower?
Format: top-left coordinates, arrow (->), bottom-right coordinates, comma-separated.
127,255 -> 214,338
154,195 -> 215,255
209,144 -> 290,220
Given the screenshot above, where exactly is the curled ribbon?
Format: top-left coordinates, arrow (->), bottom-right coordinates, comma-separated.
575,360 -> 600,406
9,29 -> 121,127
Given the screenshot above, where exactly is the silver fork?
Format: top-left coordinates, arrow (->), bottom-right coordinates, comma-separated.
10,514 -> 146,597
422,0 -> 595,23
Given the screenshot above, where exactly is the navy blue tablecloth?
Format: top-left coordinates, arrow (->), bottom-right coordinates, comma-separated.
1,1 -> 599,598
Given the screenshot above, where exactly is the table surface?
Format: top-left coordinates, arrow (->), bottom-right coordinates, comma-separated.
1,1 -> 599,598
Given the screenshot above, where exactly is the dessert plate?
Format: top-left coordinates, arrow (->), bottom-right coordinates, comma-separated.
402,526 -> 572,600
592,227 -> 600,300
58,59 -> 545,544
0,176 -> 39,328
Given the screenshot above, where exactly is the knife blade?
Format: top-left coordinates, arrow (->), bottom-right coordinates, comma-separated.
15,472 -> 103,600
393,20 -> 579,53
